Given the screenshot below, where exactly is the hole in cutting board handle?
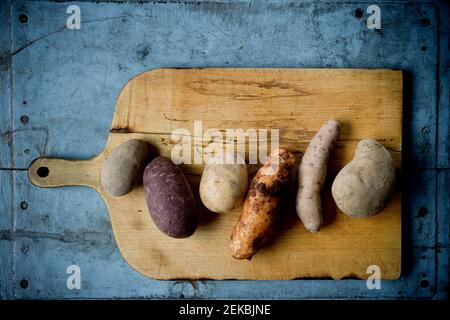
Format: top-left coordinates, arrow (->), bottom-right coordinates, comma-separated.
36,166 -> 49,178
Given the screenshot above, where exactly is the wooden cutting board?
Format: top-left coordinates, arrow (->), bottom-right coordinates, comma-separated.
28,68 -> 402,280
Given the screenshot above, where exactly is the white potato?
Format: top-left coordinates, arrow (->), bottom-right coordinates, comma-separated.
331,139 -> 396,217
200,154 -> 248,214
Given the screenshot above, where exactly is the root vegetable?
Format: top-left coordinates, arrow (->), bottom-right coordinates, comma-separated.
331,139 -> 396,217
230,148 -> 296,260
199,152 -> 248,214
101,139 -> 150,197
296,120 -> 340,232
143,156 -> 198,238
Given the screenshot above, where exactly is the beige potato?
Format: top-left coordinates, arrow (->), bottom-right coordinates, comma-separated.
101,139 -> 150,197
199,154 -> 248,214
331,139 -> 396,217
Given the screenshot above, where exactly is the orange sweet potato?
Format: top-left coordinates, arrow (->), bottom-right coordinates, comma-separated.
230,148 -> 296,260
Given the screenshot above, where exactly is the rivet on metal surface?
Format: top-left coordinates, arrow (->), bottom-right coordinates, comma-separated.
20,201 -> 28,210
420,18 -> 431,27
418,206 -> 428,217
354,8 -> 363,19
20,115 -> 29,125
19,14 -> 28,24
19,279 -> 28,289
420,279 -> 429,288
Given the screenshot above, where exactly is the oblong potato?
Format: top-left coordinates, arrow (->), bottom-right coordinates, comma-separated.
143,156 -> 198,238
230,148 -> 296,260
101,139 -> 150,197
296,119 -> 340,232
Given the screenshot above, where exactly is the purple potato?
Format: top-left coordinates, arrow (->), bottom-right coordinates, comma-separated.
143,156 -> 198,238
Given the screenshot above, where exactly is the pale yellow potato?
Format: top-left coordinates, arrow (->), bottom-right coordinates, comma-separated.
199,158 -> 248,214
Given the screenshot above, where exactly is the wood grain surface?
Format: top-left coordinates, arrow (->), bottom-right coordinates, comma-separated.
28,68 -> 402,280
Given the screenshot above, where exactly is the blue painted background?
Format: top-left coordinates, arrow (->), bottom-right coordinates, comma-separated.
0,0 -> 448,299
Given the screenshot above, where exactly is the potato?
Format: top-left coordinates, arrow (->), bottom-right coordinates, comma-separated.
101,139 -> 150,197
331,139 -> 396,217
143,156 -> 198,238
296,119 -> 340,232
199,153 -> 248,214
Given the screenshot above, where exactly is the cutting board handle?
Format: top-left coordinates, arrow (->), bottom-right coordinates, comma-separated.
28,157 -> 100,189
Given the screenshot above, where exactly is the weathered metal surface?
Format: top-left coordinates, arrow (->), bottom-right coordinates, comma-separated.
438,3 -> 450,169
0,0 -> 448,299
